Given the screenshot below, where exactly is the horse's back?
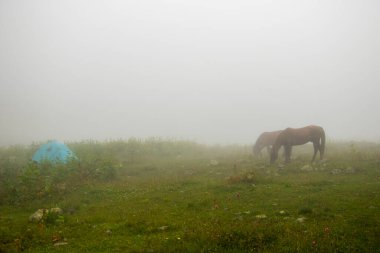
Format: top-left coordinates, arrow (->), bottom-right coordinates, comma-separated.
307,125 -> 325,137
308,125 -> 324,131
293,125 -> 324,135
278,125 -> 324,145
258,130 -> 281,144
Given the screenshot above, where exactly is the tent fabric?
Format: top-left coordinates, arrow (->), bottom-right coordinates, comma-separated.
32,140 -> 76,163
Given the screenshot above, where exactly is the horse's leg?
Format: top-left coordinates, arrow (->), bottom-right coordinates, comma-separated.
319,139 -> 324,160
312,141 -> 319,162
266,146 -> 271,156
284,145 -> 291,163
287,146 -> 292,163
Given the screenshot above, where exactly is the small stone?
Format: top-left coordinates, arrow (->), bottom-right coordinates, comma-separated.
158,226 -> 169,231
50,207 -> 63,214
54,242 -> 68,246
66,207 -> 76,215
296,217 -> 306,223
246,173 -> 254,180
29,209 -> 48,223
209,160 -> 219,166
300,165 -> 313,172
255,214 -> 267,219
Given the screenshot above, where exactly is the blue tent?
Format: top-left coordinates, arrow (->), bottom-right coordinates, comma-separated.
32,140 -> 76,163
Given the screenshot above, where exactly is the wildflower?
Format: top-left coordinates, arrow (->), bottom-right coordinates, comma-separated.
52,234 -> 61,243
158,226 -> 168,231
213,200 -> 220,209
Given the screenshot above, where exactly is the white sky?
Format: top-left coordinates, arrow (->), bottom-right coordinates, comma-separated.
1,0 -> 379,146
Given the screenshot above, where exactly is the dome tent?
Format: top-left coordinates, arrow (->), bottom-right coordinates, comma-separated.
32,140 -> 76,164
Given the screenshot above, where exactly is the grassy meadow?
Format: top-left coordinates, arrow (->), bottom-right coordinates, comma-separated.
0,139 -> 380,252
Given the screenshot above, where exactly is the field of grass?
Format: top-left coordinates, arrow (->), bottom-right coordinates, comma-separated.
1,139 -> 380,252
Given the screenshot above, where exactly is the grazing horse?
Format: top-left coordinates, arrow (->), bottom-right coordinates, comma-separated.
253,130 -> 282,156
270,125 -> 325,164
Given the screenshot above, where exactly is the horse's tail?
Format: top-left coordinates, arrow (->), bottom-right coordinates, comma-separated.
320,127 -> 326,160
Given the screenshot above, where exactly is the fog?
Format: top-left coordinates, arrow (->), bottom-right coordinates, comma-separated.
1,0 -> 379,146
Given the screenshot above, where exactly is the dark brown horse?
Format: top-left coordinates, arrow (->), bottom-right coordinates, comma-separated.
253,130 -> 282,156
270,125 -> 325,164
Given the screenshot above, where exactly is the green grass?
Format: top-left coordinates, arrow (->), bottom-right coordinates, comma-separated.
1,139 -> 380,252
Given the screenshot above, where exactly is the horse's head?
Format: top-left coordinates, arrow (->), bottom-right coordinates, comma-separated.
252,144 -> 261,156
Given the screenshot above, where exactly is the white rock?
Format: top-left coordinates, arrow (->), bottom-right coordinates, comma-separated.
54,242 -> 68,246
29,209 -> 47,222
209,160 -> 219,166
158,226 -> 169,231
331,169 -> 341,175
29,207 -> 63,223
300,165 -> 313,172
255,214 -> 267,219
50,207 -> 63,214
296,217 -> 306,223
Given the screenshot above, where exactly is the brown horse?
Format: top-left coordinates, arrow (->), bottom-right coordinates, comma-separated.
253,130 -> 282,156
270,125 -> 325,164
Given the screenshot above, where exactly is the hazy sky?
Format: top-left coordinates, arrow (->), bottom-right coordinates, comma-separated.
1,0 -> 379,146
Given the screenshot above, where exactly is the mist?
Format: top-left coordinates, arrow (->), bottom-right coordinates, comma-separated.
1,0 -> 379,146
